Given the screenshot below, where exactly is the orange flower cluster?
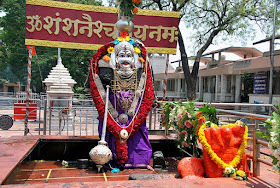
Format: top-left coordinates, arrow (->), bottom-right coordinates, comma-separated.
120,31 -> 128,38
132,0 -> 141,5
198,117 -> 205,125
138,57 -> 145,63
102,55 -> 110,62
133,7 -> 138,14
196,111 -> 202,118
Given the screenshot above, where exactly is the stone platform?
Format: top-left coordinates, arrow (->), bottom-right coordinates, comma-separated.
0,135 -> 278,187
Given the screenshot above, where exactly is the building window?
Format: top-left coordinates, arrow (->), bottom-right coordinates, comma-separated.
227,75 -> 231,93
210,77 -> 215,93
217,75 -> 221,93
204,77 -> 209,92
8,86 -> 14,93
167,79 -> 175,91
273,70 -> 280,95
154,81 -> 161,91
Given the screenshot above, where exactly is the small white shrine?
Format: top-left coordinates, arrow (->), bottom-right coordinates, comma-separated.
43,57 -> 76,109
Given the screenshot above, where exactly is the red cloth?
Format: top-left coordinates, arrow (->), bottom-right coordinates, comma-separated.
26,45 -> 36,56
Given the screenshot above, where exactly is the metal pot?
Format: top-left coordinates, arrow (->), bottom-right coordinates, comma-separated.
116,16 -> 134,34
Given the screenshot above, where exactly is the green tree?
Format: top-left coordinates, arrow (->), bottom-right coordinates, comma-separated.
0,0 -> 26,82
0,0 -> 103,93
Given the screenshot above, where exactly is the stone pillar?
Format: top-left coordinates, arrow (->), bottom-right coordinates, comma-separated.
231,75 -> 235,101
177,79 -> 181,97
221,75 -> 227,102
199,77 -> 203,100
208,77 -> 211,93
174,79 -> 178,97
215,75 -> 220,101
235,74 -> 242,103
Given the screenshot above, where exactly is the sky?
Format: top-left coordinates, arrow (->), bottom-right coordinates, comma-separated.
169,20 -> 280,64
2,2 -> 278,66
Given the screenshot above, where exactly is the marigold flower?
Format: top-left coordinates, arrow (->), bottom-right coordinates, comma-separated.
117,37 -> 124,42
102,55 -> 111,62
134,47 -> 141,54
236,170 -> 245,177
184,120 -> 192,128
124,36 -> 130,41
192,120 -> 196,126
138,57 -> 145,63
196,111 -> 202,118
196,125 -> 201,135
132,0 -> 141,4
107,47 -> 114,53
133,7 -> 138,14
198,117 -> 205,125
120,31 -> 128,38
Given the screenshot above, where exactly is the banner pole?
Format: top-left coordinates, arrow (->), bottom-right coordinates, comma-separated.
163,54 -> 169,136
24,46 -> 33,136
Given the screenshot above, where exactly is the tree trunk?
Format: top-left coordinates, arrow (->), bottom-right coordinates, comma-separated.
178,27 -> 221,101
178,29 -> 197,100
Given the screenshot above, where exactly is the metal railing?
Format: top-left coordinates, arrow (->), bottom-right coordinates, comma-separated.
213,108 -> 272,177
0,96 -> 277,178
157,101 -> 277,178
0,97 -> 41,135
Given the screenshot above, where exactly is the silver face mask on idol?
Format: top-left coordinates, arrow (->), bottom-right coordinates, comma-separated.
116,50 -> 135,78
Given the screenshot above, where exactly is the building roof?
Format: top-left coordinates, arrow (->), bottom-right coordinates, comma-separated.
188,56 -> 212,64
171,57 -> 212,65
202,47 -> 263,58
253,34 -> 280,45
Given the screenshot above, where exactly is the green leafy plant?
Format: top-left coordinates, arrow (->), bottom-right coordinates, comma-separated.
199,103 -> 219,125
257,102 -> 280,172
118,0 -> 141,19
160,101 -> 218,157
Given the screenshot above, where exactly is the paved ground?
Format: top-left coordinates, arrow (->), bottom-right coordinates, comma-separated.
0,135 -> 279,187
0,108 -> 279,187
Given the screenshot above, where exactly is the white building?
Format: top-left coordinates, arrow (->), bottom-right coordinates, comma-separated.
151,47 -> 280,105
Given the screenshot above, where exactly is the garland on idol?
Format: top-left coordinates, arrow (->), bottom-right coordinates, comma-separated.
89,36 -> 154,164
198,121 -> 248,169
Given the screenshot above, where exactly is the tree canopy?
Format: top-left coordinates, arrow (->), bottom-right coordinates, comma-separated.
139,0 -> 279,100
0,0 -> 103,93
0,0 -> 278,97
